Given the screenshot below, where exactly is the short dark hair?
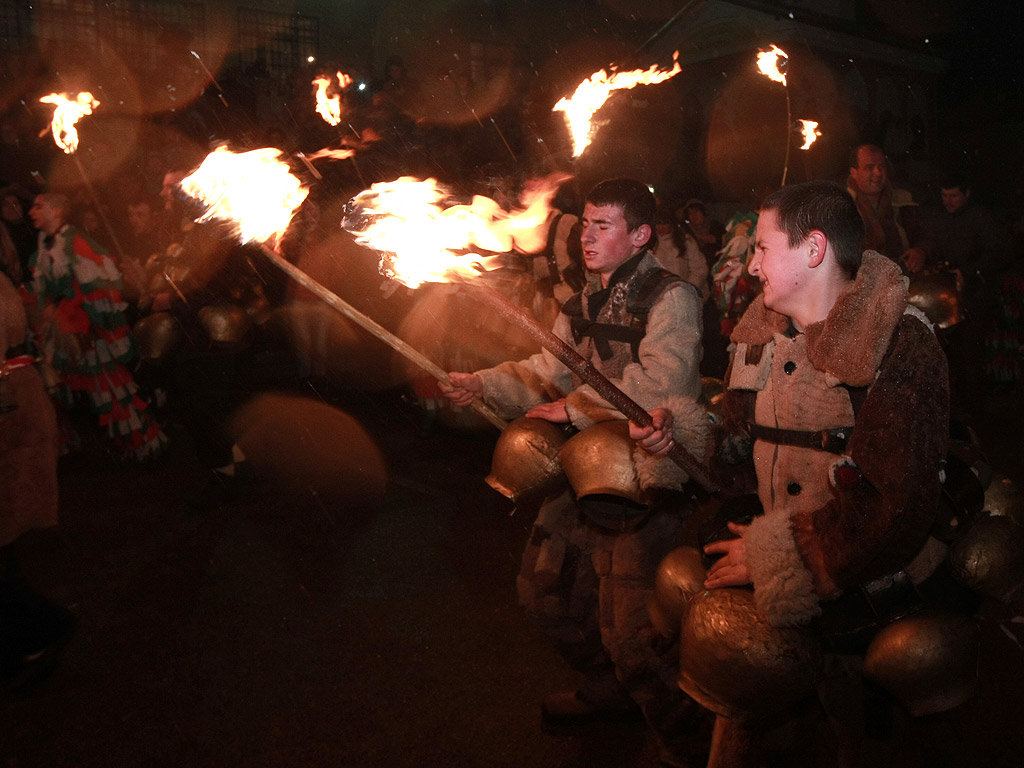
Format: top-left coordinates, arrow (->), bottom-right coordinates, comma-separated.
848,143 -> 884,169
939,172 -> 971,193
760,181 -> 864,279
38,191 -> 70,216
586,178 -> 656,235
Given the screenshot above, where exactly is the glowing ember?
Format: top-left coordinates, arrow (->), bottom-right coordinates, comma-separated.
39,91 -> 100,154
312,71 -> 353,126
179,146 -> 309,245
343,174 -> 568,288
756,44 -> 788,86
797,119 -> 821,150
553,52 -> 681,158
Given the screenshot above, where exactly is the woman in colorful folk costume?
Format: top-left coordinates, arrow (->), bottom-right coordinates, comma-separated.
23,192 -> 167,461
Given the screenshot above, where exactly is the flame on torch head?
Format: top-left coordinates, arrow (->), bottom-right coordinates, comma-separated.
553,52 -> 681,158
797,119 -> 821,150
39,91 -> 100,154
179,146 -> 309,246
305,147 -> 356,161
756,44 -> 788,86
342,173 -> 569,288
313,71 -> 353,126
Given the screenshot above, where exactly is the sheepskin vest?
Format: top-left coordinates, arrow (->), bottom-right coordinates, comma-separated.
561,251 -> 681,382
727,251 -> 949,626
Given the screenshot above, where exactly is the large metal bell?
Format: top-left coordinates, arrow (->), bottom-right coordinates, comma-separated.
650,546 -> 706,636
947,509 -> 1024,605
133,311 -> 183,363
558,419 -> 644,503
864,610 -> 979,716
678,588 -> 823,722
558,419 -> 651,529
199,304 -> 252,344
485,417 -> 569,504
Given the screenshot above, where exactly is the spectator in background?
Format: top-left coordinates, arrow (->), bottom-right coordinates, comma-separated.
651,207 -> 709,298
928,173 -> 1014,413
705,210 -> 760,379
930,173 -> 1012,310
846,144 -> 927,272
1,187 -> 37,285
119,195 -> 167,317
678,199 -> 724,266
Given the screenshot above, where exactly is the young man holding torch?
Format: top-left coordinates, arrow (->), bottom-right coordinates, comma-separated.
441,178 -> 711,766
634,181 -> 960,764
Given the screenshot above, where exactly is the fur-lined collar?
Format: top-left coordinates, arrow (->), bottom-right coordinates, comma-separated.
731,251 -> 907,386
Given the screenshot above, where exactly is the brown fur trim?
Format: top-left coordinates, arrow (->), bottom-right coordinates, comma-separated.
804,252 -> 907,386
791,314 -> 948,591
731,252 -> 907,387
633,396 -> 712,491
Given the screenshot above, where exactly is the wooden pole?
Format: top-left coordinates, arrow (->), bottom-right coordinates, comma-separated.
255,243 -> 508,432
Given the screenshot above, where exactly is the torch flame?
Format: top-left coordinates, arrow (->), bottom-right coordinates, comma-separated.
39,91 -> 100,154
756,44 -> 788,86
179,146 -> 309,245
305,147 -> 356,161
312,71 -> 353,126
343,173 -> 568,288
797,119 -> 821,150
553,52 -> 682,158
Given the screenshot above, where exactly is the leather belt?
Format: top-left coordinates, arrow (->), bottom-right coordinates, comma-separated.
747,423 -> 854,455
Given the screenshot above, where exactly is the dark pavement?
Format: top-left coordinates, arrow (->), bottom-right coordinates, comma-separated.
3,380 -> 1024,768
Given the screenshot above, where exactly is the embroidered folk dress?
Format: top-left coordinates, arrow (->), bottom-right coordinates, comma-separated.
25,225 -> 167,461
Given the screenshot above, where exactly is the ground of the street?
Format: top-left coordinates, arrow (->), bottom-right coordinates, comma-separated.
2,376 -> 1023,768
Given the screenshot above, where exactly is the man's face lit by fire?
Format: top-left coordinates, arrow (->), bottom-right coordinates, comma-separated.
161,171 -> 187,212
941,186 -> 970,214
29,195 -> 64,235
850,147 -> 888,197
748,207 -> 811,321
580,202 -> 650,287
128,202 -> 155,236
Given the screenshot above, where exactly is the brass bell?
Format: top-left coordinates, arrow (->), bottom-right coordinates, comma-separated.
558,420 -> 644,503
133,311 -> 183,363
650,546 -> 706,636
678,588 -> 823,722
558,420 -> 651,529
947,510 -> 1024,605
864,610 -> 979,716
198,304 -> 252,344
485,417 -> 569,504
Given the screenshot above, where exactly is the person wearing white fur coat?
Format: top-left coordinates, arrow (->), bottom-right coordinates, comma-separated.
441,178 -> 711,767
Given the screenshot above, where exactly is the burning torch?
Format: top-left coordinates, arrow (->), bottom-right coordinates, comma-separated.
176,146 -> 507,431
553,52 -> 682,159
342,177 -> 717,493
756,45 -> 822,185
38,91 -> 129,263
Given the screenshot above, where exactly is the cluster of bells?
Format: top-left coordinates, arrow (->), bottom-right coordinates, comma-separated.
132,257 -> 273,361
486,377 -> 1024,722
